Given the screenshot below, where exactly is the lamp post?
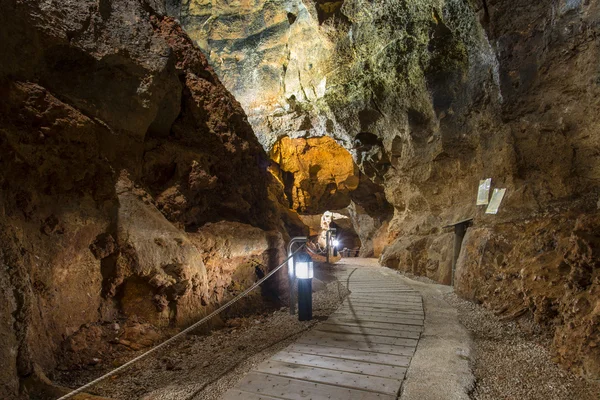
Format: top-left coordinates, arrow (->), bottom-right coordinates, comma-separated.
325,228 -> 337,263
294,250 -> 314,321
332,238 -> 339,257
287,237 -> 307,315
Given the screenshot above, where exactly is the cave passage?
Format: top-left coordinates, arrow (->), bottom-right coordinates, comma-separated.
269,135 -> 391,258
3,1 -> 600,399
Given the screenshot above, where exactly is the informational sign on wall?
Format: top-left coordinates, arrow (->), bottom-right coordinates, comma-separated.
486,188 -> 506,214
477,178 -> 492,205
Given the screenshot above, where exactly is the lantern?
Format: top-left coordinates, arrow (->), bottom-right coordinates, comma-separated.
294,250 -> 314,321
294,251 -> 314,279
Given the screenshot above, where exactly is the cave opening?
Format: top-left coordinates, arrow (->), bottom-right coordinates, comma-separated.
298,210 -> 361,257
444,218 -> 473,286
268,135 -> 392,257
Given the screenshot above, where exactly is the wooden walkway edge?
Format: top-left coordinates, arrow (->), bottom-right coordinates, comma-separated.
222,260 -> 424,400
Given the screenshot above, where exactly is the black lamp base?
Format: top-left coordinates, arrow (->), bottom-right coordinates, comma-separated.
297,279 -> 312,321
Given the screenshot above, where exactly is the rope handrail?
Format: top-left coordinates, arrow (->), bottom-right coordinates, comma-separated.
306,245 -> 325,256
57,245 -> 305,400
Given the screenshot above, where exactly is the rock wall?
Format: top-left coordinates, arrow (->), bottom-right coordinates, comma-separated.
176,0 -> 600,378
0,1 -> 289,397
451,0 -> 600,378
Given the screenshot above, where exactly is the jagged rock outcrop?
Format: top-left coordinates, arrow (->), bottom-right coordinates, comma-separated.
455,210 -> 600,377
175,0 -> 600,378
176,0 -> 338,150
0,1 -> 289,397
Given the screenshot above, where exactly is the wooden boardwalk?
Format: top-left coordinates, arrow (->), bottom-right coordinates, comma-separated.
223,259 -> 424,400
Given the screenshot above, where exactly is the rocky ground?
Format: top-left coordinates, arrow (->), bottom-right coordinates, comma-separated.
54,265 -> 349,400
446,293 -> 600,400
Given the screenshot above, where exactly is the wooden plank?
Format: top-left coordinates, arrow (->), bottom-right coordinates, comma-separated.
347,294 -> 422,300
347,297 -> 423,304
326,318 -> 423,333
335,308 -> 425,319
339,310 -> 423,318
342,302 -> 423,315
350,293 -> 418,296
350,289 -> 416,292
286,343 -> 412,367
348,286 -> 415,290
330,315 -> 424,328
333,311 -> 424,324
350,288 -> 412,290
346,302 -> 421,308
227,372 -> 396,400
255,360 -> 401,395
348,292 -> 421,297
350,293 -> 422,304
349,289 -> 415,293
350,294 -> 422,303
346,287 -> 416,290
316,323 -> 421,339
303,330 -> 419,347
342,303 -> 423,312
347,283 -> 412,286
347,299 -> 422,305
271,351 -> 407,379
222,389 -> 281,400
349,294 -> 419,297
349,292 -> 421,297
344,305 -> 422,310
296,337 -> 415,356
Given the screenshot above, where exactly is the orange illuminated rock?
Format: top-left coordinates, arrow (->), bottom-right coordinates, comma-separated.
270,136 -> 359,214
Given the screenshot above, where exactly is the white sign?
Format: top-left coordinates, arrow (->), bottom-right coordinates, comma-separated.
477,178 -> 492,205
486,188 -> 506,214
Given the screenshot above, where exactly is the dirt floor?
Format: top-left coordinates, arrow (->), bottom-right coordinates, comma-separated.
54,265 -> 349,400
445,293 -> 600,400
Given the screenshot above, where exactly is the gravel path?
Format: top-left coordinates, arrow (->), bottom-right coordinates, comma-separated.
56,265 -> 349,400
445,293 -> 600,400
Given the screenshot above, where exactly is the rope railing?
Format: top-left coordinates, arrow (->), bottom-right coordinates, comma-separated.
306,245 -> 326,256
57,245 -> 306,400
341,248 -> 361,258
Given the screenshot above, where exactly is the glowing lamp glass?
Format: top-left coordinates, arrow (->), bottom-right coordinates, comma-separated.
332,239 -> 339,247
294,252 -> 314,279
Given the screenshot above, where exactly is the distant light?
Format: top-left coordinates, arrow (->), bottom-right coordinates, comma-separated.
332,239 -> 339,247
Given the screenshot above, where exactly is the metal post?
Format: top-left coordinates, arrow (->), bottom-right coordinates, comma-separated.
325,228 -> 336,264
288,237 -> 307,315
298,279 -> 312,321
326,230 -> 331,264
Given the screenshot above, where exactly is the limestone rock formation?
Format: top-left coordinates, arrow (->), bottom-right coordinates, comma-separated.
0,1 -> 288,397
189,220 -> 286,313
270,136 -> 359,213
455,210 -> 600,377
176,0 -> 337,150
175,0 -> 600,378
